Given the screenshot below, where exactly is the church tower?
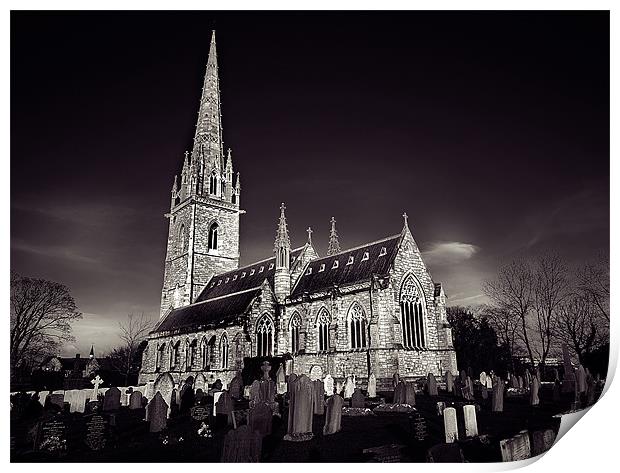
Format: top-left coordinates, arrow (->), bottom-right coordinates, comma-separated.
160,31 -> 242,317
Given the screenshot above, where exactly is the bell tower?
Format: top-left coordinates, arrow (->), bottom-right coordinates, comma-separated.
160,31 -> 243,317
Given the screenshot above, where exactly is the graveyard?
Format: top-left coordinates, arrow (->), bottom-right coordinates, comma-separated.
10,363 -> 601,463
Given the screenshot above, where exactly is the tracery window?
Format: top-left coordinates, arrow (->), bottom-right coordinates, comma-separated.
256,315 -> 274,357
220,334 -> 229,369
208,223 -> 218,251
188,339 -> 198,368
348,302 -> 368,349
170,340 -> 181,369
400,275 -> 427,349
156,344 -> 166,371
209,171 -> 217,195
317,308 -> 330,352
290,312 -> 301,354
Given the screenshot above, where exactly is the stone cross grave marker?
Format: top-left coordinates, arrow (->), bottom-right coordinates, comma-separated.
91,375 -> 104,399
443,407 -> 458,443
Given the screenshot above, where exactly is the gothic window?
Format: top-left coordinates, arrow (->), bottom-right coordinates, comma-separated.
156,344 -> 165,371
208,223 -> 218,251
400,274 -> 427,349
289,312 -> 301,354
188,339 -> 198,369
206,336 -> 217,368
209,171 -> 217,195
348,302 -> 368,350
232,191 -> 236,204
256,314 -> 274,357
221,180 -> 226,196
220,334 -> 229,369
171,340 -> 181,369
179,224 -> 185,252
317,308 -> 330,352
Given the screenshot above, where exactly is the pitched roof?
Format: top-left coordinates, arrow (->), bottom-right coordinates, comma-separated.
195,247 -> 304,302
153,288 -> 262,334
290,234 -> 402,297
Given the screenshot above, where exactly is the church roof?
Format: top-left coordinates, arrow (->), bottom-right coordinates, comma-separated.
153,288 -> 262,334
290,234 -> 402,297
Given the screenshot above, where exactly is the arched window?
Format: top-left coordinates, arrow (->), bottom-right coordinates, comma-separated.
179,224 -> 185,252
348,302 -> 368,349
289,312 -> 301,354
400,275 -> 427,349
208,223 -> 218,251
203,336 -> 216,369
317,308 -> 330,352
220,334 -> 229,369
209,171 -> 217,195
188,339 -> 198,369
256,315 -> 274,357
232,191 -> 236,204
170,340 -> 181,369
221,180 -> 226,196
156,344 -> 166,371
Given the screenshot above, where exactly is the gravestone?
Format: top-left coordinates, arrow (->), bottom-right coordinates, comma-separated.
561,343 -> 576,392
129,391 -> 143,410
445,371 -> 454,394
485,374 -> 493,390
313,379 -> 325,415
335,380 -> 343,395
463,404 -> 478,437
367,373 -> 377,398
518,376 -> 524,390
309,364 -> 323,381
229,373 -> 244,399
285,374 -> 314,440
249,403 -> 272,438
216,390 -> 234,418
530,376 -> 540,406
427,373 -> 438,396
577,365 -> 587,394
48,393 -> 64,410
351,388 -> 365,408
194,373 -> 207,392
212,391 -> 223,416
37,391 -> 49,407
84,411 -> 108,451
393,372 -> 400,387
190,404 -> 209,422
220,425 -> 261,462
153,372 -> 175,411
531,429 -> 556,456
500,430 -> 531,461
195,389 -> 206,405
287,373 -> 298,393
180,385 -> 195,414
443,407 -> 458,443
103,387 -> 121,412
212,379 -> 223,391
492,377 -> 505,412
231,409 -> 249,429
69,389 -> 88,413
146,392 -> 168,433
323,374 -> 334,396
343,375 -> 355,399
479,371 -> 487,386
427,443 -> 465,462
411,412 -> 427,441
144,381 -> 155,400
436,401 -> 446,416
276,365 -> 287,394
36,414 -> 67,454
323,394 -> 345,435
405,382 -> 416,406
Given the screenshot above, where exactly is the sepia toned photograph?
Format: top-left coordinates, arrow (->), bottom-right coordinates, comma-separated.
9,9 -> 610,463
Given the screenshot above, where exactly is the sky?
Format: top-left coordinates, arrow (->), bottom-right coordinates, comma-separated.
11,11 -> 609,356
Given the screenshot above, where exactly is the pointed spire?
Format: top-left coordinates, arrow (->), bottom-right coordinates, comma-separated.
172,174 -> 178,193
192,30 -> 223,180
89,345 -> 95,359
327,217 -> 341,255
306,226 -> 313,245
402,212 -> 410,233
274,203 -> 291,251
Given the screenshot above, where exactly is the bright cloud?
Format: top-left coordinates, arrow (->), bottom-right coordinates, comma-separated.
422,241 -> 480,266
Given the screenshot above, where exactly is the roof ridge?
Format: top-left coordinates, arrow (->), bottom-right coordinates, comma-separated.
313,234 -> 402,261
188,286 -> 263,305
207,246 -> 306,280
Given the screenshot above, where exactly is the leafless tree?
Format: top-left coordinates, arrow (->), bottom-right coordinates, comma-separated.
108,313 -> 154,384
557,294 -> 599,364
532,253 -> 570,367
578,254 -> 609,322
483,258 -> 537,366
10,272 -> 82,378
478,304 -> 521,370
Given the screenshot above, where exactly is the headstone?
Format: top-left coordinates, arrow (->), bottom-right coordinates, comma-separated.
48,393 -> 64,410
479,371 -> 487,386
103,387 -> 121,412
195,388 -> 206,405
343,375 -> 355,399
530,376 -> 540,406
500,430 -> 531,461
190,404 -> 209,421
179,385 -> 195,414
485,374 -> 493,390
323,394 -> 345,435
335,380 -> 343,395
84,411 -> 108,451
393,372 -> 400,387
427,443 -> 465,462
511,374 -> 519,388
276,365 -> 287,394
144,381 -> 155,400
220,425 -> 262,462
146,392 -> 168,433
129,391 -> 143,409
577,365 -> 587,394
229,373 -> 243,399
561,344 -> 576,392
212,379 -> 223,391
443,407 -> 458,443
411,412 -> 427,441
36,414 -> 67,454
463,404 -> 478,437
518,376 -> 524,390
285,374 -> 314,440
312,379 -> 325,415
194,373 -> 207,392
531,429 -> 556,456
212,391 -> 223,416
37,390 -> 49,407
153,373 -> 175,410
323,374 -> 334,396
367,373 -> 377,398
427,373 -> 438,396
231,409 -> 249,429
69,389 -> 89,413
287,373 -> 298,393
492,377 -> 505,412
309,365 -> 323,381
351,388 -> 365,408
445,371 -> 454,394
436,401 -> 446,416
216,390 -> 233,417
249,403 -> 272,438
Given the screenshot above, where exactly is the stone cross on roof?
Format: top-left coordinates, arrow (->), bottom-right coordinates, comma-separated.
306,227 -> 313,245
403,212 -> 408,227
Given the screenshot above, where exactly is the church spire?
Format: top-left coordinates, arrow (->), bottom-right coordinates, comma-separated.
274,203 -> 291,301
274,203 -> 291,252
89,345 -> 95,359
192,30 -> 224,176
327,217 -> 341,255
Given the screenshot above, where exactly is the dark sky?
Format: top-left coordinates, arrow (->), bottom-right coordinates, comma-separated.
11,11 -> 609,355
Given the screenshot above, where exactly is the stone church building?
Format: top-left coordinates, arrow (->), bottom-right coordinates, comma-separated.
138,32 -> 457,389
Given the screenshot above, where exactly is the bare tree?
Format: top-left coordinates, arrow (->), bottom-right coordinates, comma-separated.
532,253 -> 570,367
478,304 -> 521,371
557,294 -> 599,364
10,272 -> 82,378
108,313 -> 154,385
483,258 -> 537,367
578,255 -> 609,322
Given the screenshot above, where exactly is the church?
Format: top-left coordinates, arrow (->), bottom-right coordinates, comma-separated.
138,32 -> 457,390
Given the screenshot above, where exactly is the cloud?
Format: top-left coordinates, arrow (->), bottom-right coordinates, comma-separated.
422,241 -> 480,266
12,239 -> 100,265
